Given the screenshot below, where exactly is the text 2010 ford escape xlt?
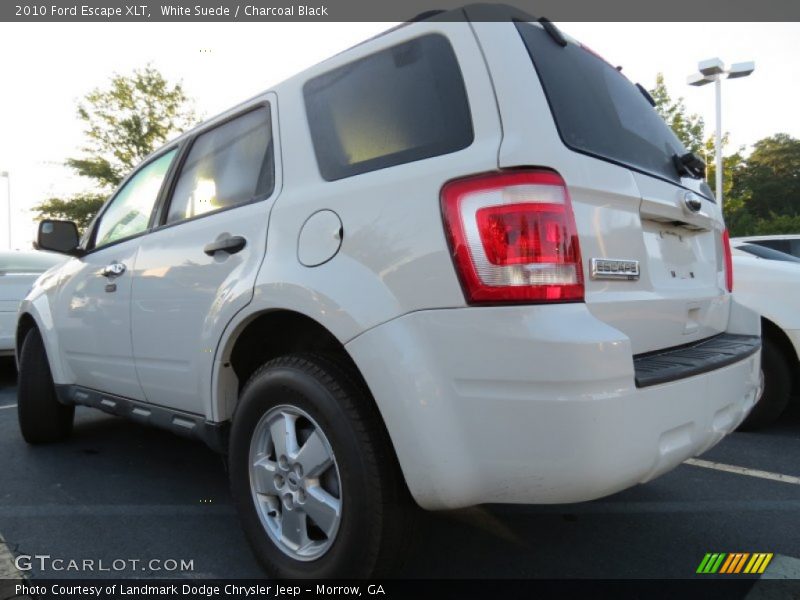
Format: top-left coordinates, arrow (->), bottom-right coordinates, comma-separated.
17,6 -> 761,578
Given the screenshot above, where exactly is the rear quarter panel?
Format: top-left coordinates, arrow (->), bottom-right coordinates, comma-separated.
246,21 -> 503,342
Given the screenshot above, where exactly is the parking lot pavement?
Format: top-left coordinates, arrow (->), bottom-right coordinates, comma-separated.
1,357 -> 800,581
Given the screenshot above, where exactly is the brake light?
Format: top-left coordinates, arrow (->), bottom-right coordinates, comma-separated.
722,229 -> 733,292
441,170 -> 584,304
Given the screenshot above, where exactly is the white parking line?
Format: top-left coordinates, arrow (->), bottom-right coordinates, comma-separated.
685,458 -> 800,486
0,404 -> 17,410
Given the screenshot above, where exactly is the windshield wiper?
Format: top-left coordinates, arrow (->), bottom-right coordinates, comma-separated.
672,152 -> 706,180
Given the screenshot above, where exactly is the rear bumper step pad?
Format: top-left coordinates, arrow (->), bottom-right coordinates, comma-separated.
633,333 -> 760,388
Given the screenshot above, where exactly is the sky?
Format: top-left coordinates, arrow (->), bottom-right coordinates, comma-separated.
0,21 -> 798,249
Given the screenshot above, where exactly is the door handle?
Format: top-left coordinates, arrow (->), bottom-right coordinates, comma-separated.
101,262 -> 126,278
204,235 -> 247,256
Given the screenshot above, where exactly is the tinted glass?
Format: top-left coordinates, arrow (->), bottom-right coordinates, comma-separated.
94,150 -> 176,249
0,252 -> 65,273
166,107 -> 273,225
304,34 -> 473,181
737,243 -> 800,263
754,239 -> 791,254
517,22 -> 689,186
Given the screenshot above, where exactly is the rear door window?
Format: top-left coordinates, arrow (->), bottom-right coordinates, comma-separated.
165,106 -> 273,225
516,22 -> 688,186
304,34 -> 474,181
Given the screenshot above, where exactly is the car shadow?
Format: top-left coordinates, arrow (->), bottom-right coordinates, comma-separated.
0,357 -> 17,390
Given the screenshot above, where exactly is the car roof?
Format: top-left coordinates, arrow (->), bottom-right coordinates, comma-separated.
732,234 -> 800,242
139,3 -> 535,164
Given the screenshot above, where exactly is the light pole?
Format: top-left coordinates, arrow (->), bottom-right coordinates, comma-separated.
0,171 -> 9,249
687,58 -> 755,209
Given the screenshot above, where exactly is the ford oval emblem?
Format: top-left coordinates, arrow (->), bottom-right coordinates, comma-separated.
684,192 -> 702,213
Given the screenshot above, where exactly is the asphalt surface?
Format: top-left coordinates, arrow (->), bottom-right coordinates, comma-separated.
1,358 -> 800,581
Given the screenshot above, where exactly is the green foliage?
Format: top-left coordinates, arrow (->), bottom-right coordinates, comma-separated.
650,73 -> 705,155
731,134 -> 800,220
33,194 -> 107,233
34,65 -> 198,233
651,75 -> 799,237
726,212 -> 800,238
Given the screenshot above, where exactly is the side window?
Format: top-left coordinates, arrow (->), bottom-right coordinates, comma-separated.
303,34 -> 474,181
93,150 -> 176,249
165,107 -> 273,225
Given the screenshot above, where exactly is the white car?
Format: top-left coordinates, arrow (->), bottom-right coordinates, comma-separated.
0,250 -> 65,355
16,8 -> 761,578
733,235 -> 800,260
732,244 -> 800,429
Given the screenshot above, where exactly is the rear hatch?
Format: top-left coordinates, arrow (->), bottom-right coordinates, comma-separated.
513,21 -> 729,355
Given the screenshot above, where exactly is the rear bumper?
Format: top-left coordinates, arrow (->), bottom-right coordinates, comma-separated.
346,302 -> 761,510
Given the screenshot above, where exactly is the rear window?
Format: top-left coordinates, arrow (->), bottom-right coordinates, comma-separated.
736,243 -> 800,263
516,22 -> 687,185
304,34 -> 474,181
752,239 -> 800,258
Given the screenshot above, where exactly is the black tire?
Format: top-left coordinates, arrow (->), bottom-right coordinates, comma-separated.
17,327 -> 74,443
229,353 -> 416,578
738,337 -> 792,431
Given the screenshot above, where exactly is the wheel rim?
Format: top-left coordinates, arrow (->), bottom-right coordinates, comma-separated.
248,404 -> 342,561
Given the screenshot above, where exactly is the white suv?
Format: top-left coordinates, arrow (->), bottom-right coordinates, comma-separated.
17,7 -> 761,578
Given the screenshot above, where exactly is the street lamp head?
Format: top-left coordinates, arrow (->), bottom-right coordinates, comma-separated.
727,61 -> 755,79
687,72 -> 713,86
698,57 -> 725,76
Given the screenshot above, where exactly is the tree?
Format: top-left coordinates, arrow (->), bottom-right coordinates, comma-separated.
731,134 -> 800,220
33,193 -> 107,233
34,65 -> 198,232
650,73 -> 705,156
650,73 -> 749,225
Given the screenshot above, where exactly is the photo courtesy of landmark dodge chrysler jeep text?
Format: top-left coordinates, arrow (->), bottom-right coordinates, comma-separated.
16,5 -> 762,578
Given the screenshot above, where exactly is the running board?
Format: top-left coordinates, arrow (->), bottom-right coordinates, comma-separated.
55,385 -> 228,453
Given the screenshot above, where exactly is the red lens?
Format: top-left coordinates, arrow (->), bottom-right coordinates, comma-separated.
476,203 -> 575,265
722,229 -> 733,292
441,170 -> 584,304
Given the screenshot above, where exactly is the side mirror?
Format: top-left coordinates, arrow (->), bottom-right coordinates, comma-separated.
37,220 -> 82,256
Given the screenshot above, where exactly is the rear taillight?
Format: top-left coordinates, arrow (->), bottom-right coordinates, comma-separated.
441,170 -> 584,304
722,228 -> 733,292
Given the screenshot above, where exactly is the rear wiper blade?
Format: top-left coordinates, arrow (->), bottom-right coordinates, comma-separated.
636,83 -> 656,107
672,152 -> 706,180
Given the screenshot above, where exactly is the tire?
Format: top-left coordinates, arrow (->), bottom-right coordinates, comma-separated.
17,327 -> 74,443
229,353 -> 416,578
738,337 -> 792,431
